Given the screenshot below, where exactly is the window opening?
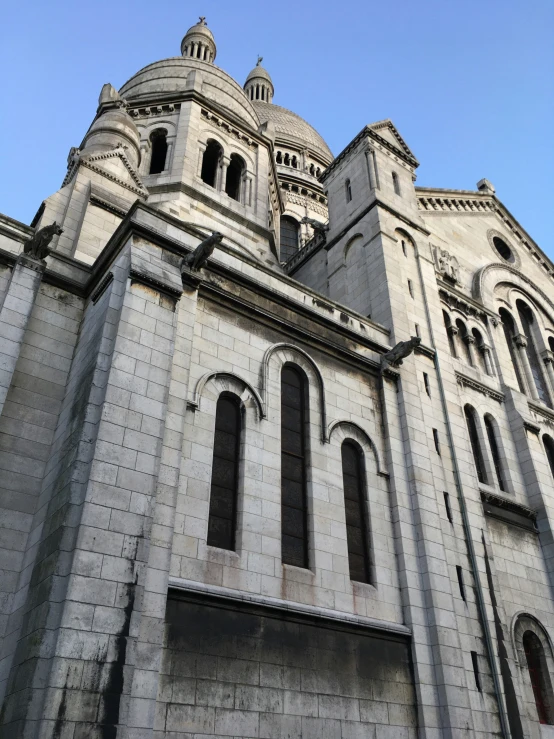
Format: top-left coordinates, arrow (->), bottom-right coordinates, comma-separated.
523,631 -> 554,724
544,435 -> 554,480
465,405 -> 487,484
276,151 -> 282,164
456,319 -> 473,365
518,301 -> 551,407
149,130 -> 168,175
499,309 -> 525,393
401,240 -> 407,257
433,429 -> 441,455
225,154 -> 244,202
415,324 -> 421,338
201,139 -> 222,188
281,366 -> 309,568
471,651 -> 482,691
341,441 -> 371,583
207,394 -> 241,550
392,171 -> 401,195
408,279 -> 414,298
280,216 -> 299,263
423,373 -> 431,397
291,155 -> 297,169
444,492 -> 453,523
456,565 -> 466,601
493,236 -> 515,263
443,311 -> 457,357
484,416 -> 505,491
345,179 -> 352,202
284,153 -> 290,166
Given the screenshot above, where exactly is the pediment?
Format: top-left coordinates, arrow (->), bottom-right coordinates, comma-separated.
368,120 -> 418,164
63,145 -> 148,198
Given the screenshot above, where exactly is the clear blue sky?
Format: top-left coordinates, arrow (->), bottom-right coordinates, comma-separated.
1,0 -> 552,258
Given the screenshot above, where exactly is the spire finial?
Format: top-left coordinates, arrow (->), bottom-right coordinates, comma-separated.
199,16 -> 206,25
256,55 -> 263,66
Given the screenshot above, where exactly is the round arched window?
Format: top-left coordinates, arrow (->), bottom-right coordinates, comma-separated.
492,236 -> 515,263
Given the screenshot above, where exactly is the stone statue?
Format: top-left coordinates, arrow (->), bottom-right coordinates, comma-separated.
23,222 -> 63,261
301,217 -> 329,236
181,232 -> 223,272
381,336 -> 421,372
435,248 -> 459,283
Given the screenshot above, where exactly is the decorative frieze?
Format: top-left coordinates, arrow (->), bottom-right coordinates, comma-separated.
418,195 -> 496,213
201,109 -> 257,148
129,103 -> 178,118
480,490 -> 537,533
528,401 -> 554,429
439,286 -> 490,323
455,371 -> 504,402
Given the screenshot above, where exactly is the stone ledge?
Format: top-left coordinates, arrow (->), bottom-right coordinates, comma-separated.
480,490 -> 537,533
168,576 -> 412,639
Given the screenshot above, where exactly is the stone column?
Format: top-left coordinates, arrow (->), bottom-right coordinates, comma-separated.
481,344 -> 494,376
513,334 -> 539,400
219,156 -> 229,192
464,333 -> 477,367
0,254 -> 45,417
541,350 -> 554,398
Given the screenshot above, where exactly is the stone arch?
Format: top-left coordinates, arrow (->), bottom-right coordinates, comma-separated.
343,233 -> 363,264
513,612 -> 554,725
262,342 -> 327,442
327,420 -> 387,476
190,371 -> 264,419
474,263 -> 554,321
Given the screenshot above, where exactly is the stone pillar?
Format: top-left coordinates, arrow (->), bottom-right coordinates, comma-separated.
542,350 -> 554,397
482,344 -> 494,376
0,254 -> 45,417
465,333 -> 477,367
513,334 -> 539,400
219,156 -> 229,191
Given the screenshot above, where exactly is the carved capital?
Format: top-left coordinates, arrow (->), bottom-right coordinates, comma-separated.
542,350 -> 554,365
447,326 -> 459,337
513,334 -> 528,349
465,335 -> 476,345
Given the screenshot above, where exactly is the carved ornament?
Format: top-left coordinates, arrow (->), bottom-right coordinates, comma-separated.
434,247 -> 460,283
201,109 -> 257,148
455,372 -> 504,402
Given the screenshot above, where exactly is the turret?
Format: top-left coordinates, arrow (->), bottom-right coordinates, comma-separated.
244,57 -> 274,103
180,17 -> 216,62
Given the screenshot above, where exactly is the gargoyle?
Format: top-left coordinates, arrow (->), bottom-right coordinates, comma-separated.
301,217 -> 329,236
23,222 -> 63,262
381,336 -> 421,372
181,232 -> 223,272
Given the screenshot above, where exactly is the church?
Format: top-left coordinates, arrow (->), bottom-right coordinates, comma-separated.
1,16 -> 554,739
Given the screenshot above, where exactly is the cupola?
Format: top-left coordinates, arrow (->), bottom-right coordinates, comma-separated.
180,17 -> 216,63
244,57 -> 274,103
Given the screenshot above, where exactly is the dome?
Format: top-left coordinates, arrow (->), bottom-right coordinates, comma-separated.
253,101 -> 333,163
82,106 -> 141,168
180,17 -> 216,62
244,58 -> 274,104
119,58 -> 260,129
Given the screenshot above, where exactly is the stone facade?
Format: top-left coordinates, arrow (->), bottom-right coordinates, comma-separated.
0,16 -> 554,739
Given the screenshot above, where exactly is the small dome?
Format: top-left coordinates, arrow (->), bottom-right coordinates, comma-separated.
181,17 -> 216,63
244,57 -> 274,103
82,106 -> 141,168
253,101 -> 333,163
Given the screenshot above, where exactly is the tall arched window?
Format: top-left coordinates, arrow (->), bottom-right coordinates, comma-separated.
499,308 -> 525,392
443,311 -> 457,357
517,301 -> 551,407
345,179 -> 352,202
201,139 -> 222,188
484,415 -> 505,491
276,151 -> 282,164
341,441 -> 370,583
544,435 -> 554,480
149,130 -> 168,175
456,319 -> 473,365
523,631 -> 554,724
465,405 -> 487,484
280,216 -> 299,263
207,394 -> 241,550
392,172 -> 401,195
281,366 -> 308,568
225,154 -> 245,202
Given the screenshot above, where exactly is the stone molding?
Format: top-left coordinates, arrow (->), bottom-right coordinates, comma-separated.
129,266 -> 183,299
187,370 -> 264,418
327,419 -> 387,476
201,108 -> 257,148
480,490 -> 537,533
418,194 -> 496,214
438,284 -> 491,324
473,262 -> 554,317
63,145 -> 148,197
167,577 -> 412,638
91,272 -> 114,303
528,401 -> 554,429
487,229 -> 521,269
129,103 -> 179,118
455,371 -> 505,402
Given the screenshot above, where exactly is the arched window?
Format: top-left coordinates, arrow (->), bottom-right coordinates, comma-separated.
309,164 -> 315,176
281,366 -> 308,568
225,154 -> 245,202
484,415 -> 505,491
341,441 -> 370,583
464,405 -> 487,484
201,139 -> 223,188
443,311 -> 457,357
284,153 -> 290,166
523,631 -> 554,724
291,155 -> 298,169
549,337 -> 554,353
544,435 -> 554,480
456,319 -> 473,365
207,394 -> 241,550
280,216 -> 299,263
517,301 -> 551,407
316,167 -> 321,177
276,151 -> 282,164
392,172 -> 401,195
499,308 -> 526,393
149,130 -> 168,175
345,179 -> 352,202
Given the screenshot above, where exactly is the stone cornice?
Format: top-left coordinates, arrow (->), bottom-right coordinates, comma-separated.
473,263 -> 554,317
528,401 -> 554,429
455,371 -> 505,402
480,490 -> 537,533
438,281 -> 494,324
